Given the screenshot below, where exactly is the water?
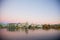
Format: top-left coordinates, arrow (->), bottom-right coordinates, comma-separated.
0,28 -> 60,40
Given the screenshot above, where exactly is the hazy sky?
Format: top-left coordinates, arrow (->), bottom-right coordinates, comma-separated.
0,0 -> 60,24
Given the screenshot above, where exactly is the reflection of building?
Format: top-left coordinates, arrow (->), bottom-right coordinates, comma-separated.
42,24 -> 50,30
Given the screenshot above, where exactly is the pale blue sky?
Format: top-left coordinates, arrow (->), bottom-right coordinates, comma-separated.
0,0 -> 60,24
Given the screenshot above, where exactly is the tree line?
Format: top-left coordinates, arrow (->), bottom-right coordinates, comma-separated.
0,23 -> 60,31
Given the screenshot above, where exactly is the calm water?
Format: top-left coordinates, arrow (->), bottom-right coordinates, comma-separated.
0,28 -> 60,40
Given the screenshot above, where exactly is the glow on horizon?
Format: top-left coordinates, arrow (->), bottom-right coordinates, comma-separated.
0,0 -> 60,24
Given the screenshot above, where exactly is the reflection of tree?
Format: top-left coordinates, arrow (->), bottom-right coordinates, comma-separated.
50,24 -> 60,30
24,28 -> 28,34
35,25 -> 41,29
28,25 -> 32,29
16,23 -> 20,31
7,23 -> 16,31
0,24 -> 3,29
28,24 -> 35,30
42,24 -> 50,30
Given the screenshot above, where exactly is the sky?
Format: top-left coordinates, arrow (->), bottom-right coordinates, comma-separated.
0,0 -> 60,24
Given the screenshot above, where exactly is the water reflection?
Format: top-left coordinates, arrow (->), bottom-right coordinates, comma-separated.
7,27 -> 30,34
0,23 -> 60,40
6,26 -> 60,34
0,28 -> 60,40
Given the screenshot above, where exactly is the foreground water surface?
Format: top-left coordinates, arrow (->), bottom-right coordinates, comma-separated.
0,28 -> 60,40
